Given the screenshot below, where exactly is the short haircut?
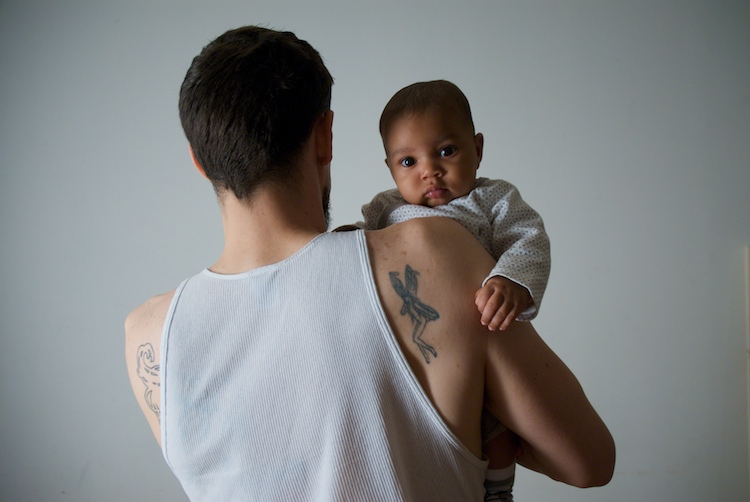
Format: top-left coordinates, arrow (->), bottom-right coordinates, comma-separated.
379,80 -> 475,142
179,26 -> 333,200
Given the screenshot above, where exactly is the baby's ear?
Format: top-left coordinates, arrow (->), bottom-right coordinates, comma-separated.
474,133 -> 484,167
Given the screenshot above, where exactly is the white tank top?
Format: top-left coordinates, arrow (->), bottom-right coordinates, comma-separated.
160,230 -> 487,501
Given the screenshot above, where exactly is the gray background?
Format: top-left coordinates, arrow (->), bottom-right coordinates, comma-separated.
1,1 -> 749,500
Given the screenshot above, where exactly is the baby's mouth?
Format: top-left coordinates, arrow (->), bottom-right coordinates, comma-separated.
426,187 -> 448,199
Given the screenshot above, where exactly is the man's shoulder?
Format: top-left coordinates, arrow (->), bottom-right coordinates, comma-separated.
368,216 -> 480,246
366,217 -> 494,280
125,290 -> 176,349
367,216 -> 440,234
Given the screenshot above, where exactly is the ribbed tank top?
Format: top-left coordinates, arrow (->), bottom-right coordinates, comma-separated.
160,230 -> 487,501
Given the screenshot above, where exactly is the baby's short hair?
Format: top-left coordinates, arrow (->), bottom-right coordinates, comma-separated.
379,80 -> 475,140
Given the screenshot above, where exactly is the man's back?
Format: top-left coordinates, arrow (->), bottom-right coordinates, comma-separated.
127,219 -> 501,499
157,228 -> 488,500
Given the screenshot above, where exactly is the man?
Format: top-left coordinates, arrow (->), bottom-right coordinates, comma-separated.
125,26 -> 614,500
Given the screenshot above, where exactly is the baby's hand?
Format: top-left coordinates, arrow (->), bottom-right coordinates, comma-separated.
475,277 -> 532,331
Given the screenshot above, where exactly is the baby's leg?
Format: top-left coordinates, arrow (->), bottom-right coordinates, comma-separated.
482,409 -> 517,501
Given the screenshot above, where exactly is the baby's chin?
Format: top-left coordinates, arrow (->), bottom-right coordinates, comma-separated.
422,196 -> 456,208
423,191 -> 473,207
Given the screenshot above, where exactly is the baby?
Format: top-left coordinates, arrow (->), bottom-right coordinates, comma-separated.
364,80 -> 550,331
362,80 -> 552,501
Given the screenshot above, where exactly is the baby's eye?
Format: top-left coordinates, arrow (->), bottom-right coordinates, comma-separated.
400,157 -> 416,167
439,146 -> 456,157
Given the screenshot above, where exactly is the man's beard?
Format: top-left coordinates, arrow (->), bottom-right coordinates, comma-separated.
322,186 -> 331,230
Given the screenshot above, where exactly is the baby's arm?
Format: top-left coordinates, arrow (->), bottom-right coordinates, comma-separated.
482,180 -> 551,321
475,276 -> 533,331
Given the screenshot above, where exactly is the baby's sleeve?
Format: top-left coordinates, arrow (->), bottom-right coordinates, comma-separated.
361,189 -> 407,230
481,181 -> 551,321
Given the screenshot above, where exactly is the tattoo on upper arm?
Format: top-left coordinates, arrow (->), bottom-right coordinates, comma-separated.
389,265 -> 440,363
136,343 -> 160,419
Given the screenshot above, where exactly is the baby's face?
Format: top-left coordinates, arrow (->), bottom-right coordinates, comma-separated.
383,108 -> 483,207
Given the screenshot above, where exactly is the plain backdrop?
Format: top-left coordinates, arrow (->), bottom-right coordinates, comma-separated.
1,1 -> 748,500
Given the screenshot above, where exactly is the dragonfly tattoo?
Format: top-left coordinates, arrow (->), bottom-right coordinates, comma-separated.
389,265 -> 440,363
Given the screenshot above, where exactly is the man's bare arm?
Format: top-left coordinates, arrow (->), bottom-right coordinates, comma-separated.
125,291 -> 174,447
484,316 -> 615,487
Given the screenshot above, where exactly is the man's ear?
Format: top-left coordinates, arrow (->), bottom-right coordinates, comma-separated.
189,145 -> 209,179
315,110 -> 334,166
474,132 -> 484,169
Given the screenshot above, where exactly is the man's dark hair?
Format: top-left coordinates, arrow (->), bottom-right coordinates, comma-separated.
379,80 -> 474,142
179,26 -> 333,200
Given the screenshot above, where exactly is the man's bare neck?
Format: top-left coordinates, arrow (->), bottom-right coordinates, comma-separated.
209,188 -> 326,275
